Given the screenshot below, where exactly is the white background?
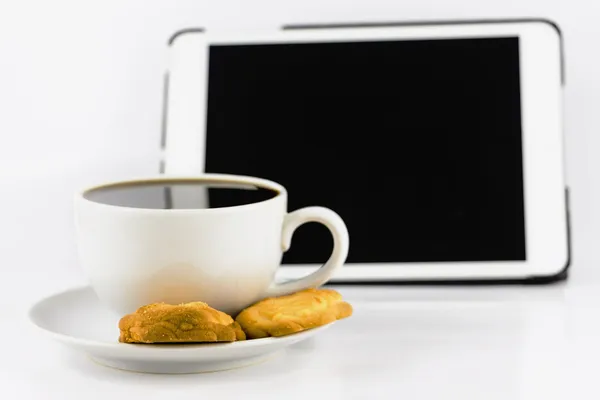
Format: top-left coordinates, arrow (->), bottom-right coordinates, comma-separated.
1,1 -> 598,284
0,1 -> 597,285
0,0 -> 597,287
0,1 -> 599,397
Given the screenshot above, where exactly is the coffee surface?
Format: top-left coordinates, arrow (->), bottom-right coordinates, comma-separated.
84,180 -> 278,209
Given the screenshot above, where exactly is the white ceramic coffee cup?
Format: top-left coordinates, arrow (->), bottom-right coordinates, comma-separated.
74,174 -> 349,316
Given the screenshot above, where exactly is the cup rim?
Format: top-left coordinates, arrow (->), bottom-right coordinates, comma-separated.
76,173 -> 287,213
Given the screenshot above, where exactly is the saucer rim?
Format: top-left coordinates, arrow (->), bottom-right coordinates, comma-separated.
28,285 -> 332,353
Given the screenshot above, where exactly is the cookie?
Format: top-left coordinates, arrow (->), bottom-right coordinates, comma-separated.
119,301 -> 246,343
235,288 -> 353,339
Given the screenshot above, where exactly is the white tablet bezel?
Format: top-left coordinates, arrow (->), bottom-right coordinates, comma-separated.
163,20 -> 568,282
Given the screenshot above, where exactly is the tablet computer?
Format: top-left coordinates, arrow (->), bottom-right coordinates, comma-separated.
162,19 -> 570,283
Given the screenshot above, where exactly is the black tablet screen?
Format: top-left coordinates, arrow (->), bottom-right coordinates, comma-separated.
205,37 -> 526,264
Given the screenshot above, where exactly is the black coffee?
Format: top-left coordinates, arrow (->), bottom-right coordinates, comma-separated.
84,180 -> 279,209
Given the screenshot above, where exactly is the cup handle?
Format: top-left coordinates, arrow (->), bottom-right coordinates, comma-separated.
265,206 -> 349,297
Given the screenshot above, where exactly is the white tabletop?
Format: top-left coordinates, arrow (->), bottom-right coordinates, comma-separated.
6,272 -> 600,400
2,175 -> 598,400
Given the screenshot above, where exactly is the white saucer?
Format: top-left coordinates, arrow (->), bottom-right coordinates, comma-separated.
28,286 -> 333,374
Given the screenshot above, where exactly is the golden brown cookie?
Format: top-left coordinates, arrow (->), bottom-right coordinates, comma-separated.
235,288 -> 353,339
119,302 -> 246,343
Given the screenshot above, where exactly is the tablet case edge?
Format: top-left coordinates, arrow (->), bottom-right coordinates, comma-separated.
160,28 -> 206,173
167,27 -> 206,46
